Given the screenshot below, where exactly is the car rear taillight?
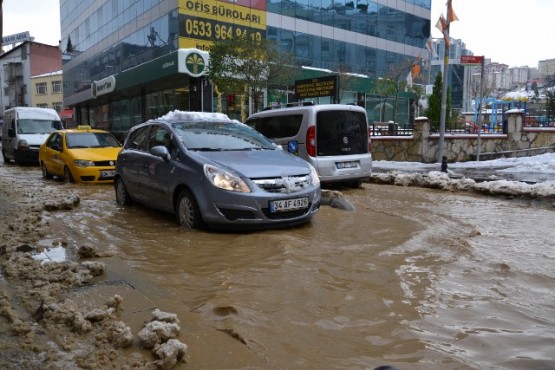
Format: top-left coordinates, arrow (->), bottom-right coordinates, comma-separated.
306,126 -> 316,157
367,127 -> 372,152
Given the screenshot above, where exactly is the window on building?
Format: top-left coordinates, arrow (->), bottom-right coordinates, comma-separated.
53,102 -> 63,112
52,80 -> 62,93
37,103 -> 48,108
36,82 -> 47,95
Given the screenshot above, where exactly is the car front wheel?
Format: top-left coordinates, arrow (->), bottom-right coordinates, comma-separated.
176,189 -> 202,229
41,162 -> 53,179
1,148 -> 9,163
115,177 -> 132,206
64,166 -> 75,183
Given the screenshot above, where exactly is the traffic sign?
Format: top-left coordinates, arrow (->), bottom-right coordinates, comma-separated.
461,55 -> 484,65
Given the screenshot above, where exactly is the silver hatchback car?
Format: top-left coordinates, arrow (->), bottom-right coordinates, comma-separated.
114,111 -> 321,230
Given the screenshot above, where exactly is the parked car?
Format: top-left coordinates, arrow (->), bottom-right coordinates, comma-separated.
114,111 -> 321,230
39,126 -> 122,184
245,102 -> 372,186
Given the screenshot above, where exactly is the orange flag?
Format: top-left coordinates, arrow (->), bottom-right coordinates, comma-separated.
411,64 -> 421,78
448,0 -> 459,23
435,14 -> 447,32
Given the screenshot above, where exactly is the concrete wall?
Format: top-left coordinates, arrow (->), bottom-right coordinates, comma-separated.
371,111 -> 555,163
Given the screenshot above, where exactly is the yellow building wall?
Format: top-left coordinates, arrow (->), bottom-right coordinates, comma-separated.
31,71 -> 64,113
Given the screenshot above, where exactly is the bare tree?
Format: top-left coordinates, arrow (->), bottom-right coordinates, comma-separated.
208,36 -> 300,120
370,59 -> 414,123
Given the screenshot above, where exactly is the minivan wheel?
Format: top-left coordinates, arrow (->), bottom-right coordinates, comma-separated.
41,162 -> 53,179
64,166 -> 75,183
1,149 -> 8,163
115,177 -> 132,206
176,189 -> 202,229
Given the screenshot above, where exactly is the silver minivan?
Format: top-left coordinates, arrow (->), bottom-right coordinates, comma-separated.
245,103 -> 372,186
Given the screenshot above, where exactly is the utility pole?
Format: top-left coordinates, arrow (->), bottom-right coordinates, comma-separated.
438,2 -> 451,169
476,57 -> 485,161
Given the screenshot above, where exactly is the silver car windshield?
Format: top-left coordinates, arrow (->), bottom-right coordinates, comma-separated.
172,121 -> 276,151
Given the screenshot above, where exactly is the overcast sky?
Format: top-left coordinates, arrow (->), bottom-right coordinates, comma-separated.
3,0 -> 61,46
2,0 -> 554,68
431,0 -> 555,68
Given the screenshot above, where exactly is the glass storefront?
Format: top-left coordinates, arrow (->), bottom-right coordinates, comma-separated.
61,0 -> 429,133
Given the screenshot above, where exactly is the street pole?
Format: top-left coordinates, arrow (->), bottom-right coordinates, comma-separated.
438,4 -> 450,170
476,57 -> 485,161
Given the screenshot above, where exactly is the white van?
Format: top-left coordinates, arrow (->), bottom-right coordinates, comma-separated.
245,103 -> 372,186
1,107 -> 63,164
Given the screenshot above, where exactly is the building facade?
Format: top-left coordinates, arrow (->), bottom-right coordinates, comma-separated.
538,58 -> 555,79
31,70 -> 64,111
428,37 -> 468,111
0,42 -> 62,117
60,0 -> 431,136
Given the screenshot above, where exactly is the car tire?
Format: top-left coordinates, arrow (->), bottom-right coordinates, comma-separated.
1,149 -> 8,163
41,162 -> 53,179
13,150 -> 20,165
115,177 -> 132,206
64,166 -> 75,183
176,189 -> 203,229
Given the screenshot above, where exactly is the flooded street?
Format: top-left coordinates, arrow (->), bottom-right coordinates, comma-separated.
2,162 -> 555,369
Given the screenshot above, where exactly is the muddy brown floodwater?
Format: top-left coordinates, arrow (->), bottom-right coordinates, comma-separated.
2,162 -> 555,369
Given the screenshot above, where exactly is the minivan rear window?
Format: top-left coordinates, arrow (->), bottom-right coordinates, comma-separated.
248,114 -> 303,139
316,110 -> 367,156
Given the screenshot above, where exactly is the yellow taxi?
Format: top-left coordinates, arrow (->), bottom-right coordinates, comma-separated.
39,126 -> 122,184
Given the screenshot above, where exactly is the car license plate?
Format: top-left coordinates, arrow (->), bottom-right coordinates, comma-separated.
270,197 -> 309,213
100,170 -> 115,178
336,161 -> 359,169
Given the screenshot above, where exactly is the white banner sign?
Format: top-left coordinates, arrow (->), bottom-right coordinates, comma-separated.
2,32 -> 32,46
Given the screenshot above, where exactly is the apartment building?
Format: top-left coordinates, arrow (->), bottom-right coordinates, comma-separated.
0,41 -> 62,117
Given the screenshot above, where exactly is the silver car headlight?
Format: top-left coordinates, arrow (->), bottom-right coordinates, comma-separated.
204,164 -> 251,193
74,159 -> 95,167
308,164 -> 320,187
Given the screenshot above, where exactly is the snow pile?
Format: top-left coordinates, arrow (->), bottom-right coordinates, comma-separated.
138,308 -> 188,369
370,171 -> 555,200
107,320 -> 134,348
0,174 -> 189,369
371,153 -> 555,201
158,109 -> 232,122
502,91 -> 529,101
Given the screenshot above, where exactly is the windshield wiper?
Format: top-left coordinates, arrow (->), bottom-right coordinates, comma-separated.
234,147 -> 269,151
188,147 -> 223,151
